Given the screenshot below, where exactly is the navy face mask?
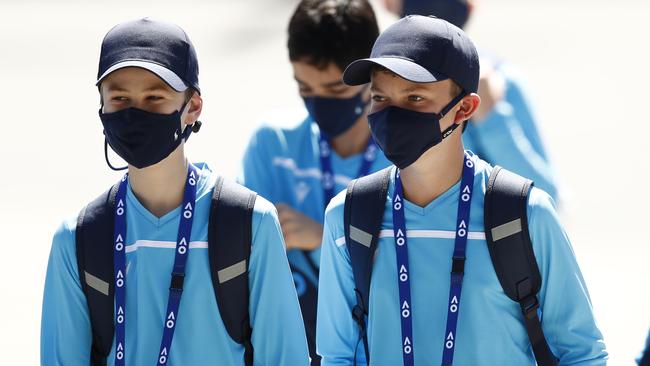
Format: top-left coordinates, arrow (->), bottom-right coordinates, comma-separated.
368,92 -> 466,169
302,89 -> 367,138
99,102 -> 200,170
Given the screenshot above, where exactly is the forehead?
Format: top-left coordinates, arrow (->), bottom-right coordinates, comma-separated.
100,67 -> 175,93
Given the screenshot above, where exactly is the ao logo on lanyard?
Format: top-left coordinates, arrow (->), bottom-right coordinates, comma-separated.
318,133 -> 378,205
113,165 -> 198,366
391,152 -> 475,366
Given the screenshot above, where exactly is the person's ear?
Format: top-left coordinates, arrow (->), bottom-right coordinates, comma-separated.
467,0 -> 476,15
453,93 -> 481,124
183,92 -> 203,126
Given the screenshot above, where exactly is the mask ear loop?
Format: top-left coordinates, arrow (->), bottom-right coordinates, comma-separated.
178,98 -> 202,142
104,138 -> 128,171
438,90 -> 468,139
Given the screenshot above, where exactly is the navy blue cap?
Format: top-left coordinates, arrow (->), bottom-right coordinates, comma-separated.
401,0 -> 470,29
343,15 -> 479,93
96,18 -> 200,93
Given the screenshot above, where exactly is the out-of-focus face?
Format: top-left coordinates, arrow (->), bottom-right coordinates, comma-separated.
292,60 -> 367,99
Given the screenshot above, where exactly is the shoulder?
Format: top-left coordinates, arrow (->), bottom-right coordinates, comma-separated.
53,214 -> 78,247
322,166 -> 393,239
49,213 -> 81,275
324,189 -> 347,227
252,194 -> 278,220
526,187 -> 560,227
251,194 -> 281,239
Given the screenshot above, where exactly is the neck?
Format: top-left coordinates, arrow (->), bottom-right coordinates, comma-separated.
329,115 -> 371,158
399,137 -> 465,207
128,145 -> 189,218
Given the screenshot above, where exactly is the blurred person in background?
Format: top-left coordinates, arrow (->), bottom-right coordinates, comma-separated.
383,0 -> 560,202
240,0 -> 391,364
41,18 -> 309,366
640,328 -> 650,365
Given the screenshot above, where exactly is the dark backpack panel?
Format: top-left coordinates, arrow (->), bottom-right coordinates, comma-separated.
76,177 -> 256,366
344,165 -> 557,366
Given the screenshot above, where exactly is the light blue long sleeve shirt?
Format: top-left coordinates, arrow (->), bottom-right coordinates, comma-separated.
240,116 -> 391,292
317,153 -> 606,365
41,163 -> 310,365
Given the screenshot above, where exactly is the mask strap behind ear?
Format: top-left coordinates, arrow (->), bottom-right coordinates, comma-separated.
178,97 -> 202,142
104,139 -> 128,171
439,90 -> 468,118
438,90 -> 469,140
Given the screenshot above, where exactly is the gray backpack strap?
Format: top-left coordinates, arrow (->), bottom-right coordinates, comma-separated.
344,167 -> 392,364
75,182 -> 120,366
209,176 -> 257,366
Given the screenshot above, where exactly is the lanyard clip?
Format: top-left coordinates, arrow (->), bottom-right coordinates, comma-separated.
170,272 -> 185,292
451,256 -> 466,274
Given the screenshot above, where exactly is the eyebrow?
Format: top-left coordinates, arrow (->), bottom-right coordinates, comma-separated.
103,84 -> 128,92
371,85 -> 430,94
321,79 -> 345,88
103,83 -> 172,94
400,85 -> 429,93
143,84 -> 172,93
294,76 -> 345,89
370,85 -> 385,94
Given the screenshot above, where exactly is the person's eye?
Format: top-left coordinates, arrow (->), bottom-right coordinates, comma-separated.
146,95 -> 164,101
408,95 -> 424,102
112,96 -> 128,102
372,95 -> 386,102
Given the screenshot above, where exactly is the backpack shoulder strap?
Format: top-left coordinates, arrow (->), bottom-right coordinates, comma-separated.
344,167 -> 392,364
484,166 -> 557,366
75,182 -> 121,366
209,176 -> 257,366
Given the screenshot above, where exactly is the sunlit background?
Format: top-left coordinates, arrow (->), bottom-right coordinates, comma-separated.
0,0 -> 648,364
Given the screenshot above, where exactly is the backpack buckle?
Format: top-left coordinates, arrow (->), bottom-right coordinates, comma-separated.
520,295 -> 539,319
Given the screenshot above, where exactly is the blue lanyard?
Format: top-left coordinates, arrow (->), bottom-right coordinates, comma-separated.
391,152 -> 475,366
318,133 -> 378,205
113,165 -> 199,366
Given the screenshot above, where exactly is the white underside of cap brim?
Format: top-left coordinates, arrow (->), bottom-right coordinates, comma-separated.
96,60 -> 188,92
343,57 -> 447,86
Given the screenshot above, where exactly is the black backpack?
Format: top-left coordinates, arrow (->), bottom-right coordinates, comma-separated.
344,166 -> 558,366
75,176 -> 257,366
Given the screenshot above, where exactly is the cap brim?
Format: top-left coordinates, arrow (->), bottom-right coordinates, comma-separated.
95,60 -> 188,92
343,57 -> 448,86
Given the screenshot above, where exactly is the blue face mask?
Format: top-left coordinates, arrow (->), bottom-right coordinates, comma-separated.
368,92 -> 466,169
302,89 -> 367,138
99,102 -> 201,170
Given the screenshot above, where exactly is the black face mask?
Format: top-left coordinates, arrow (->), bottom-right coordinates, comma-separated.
367,92 -> 466,169
99,102 -> 200,170
302,89 -> 367,138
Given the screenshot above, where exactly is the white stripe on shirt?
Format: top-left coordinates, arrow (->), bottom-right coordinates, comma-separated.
125,240 -> 209,253
334,230 -> 486,247
272,157 -> 352,186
